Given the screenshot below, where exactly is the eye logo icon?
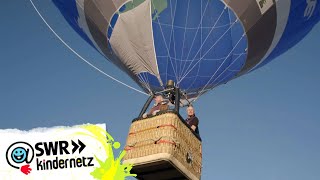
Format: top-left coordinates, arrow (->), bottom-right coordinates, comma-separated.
6,142 -> 34,175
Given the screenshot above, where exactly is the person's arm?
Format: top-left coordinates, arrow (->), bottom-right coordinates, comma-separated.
191,125 -> 197,131
152,110 -> 160,115
149,106 -> 155,115
189,117 -> 199,132
150,105 -> 161,115
142,113 -> 148,118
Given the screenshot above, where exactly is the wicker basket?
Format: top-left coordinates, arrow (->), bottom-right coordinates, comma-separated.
123,112 -> 202,180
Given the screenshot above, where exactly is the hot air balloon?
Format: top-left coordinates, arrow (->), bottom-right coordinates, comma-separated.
51,0 -> 320,102
37,0 -> 320,179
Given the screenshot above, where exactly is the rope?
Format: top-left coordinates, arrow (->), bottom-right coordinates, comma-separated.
29,0 -> 148,96
156,139 -> 176,146
192,51 -> 246,103
125,137 -> 177,151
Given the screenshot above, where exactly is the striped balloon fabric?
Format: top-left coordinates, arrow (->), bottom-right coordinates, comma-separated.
52,0 -> 320,100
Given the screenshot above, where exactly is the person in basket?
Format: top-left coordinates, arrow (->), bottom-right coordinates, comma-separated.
185,105 -> 200,135
143,95 -> 168,118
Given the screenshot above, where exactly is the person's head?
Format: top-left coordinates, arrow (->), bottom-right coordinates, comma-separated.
154,95 -> 163,105
187,106 -> 195,117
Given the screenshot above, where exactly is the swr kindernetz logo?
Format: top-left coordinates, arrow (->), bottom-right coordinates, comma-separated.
6,140 -> 94,175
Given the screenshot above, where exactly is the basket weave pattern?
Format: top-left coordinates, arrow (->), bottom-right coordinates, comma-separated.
124,112 -> 202,179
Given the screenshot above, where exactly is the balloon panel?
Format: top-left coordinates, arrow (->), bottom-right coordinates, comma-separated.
51,0 -> 320,99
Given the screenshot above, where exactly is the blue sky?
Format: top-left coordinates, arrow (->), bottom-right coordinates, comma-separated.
1,1 -> 320,180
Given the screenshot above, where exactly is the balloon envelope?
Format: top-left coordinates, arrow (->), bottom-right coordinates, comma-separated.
52,0 -> 320,100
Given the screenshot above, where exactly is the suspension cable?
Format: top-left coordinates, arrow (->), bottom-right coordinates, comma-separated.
29,0 -> 149,96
